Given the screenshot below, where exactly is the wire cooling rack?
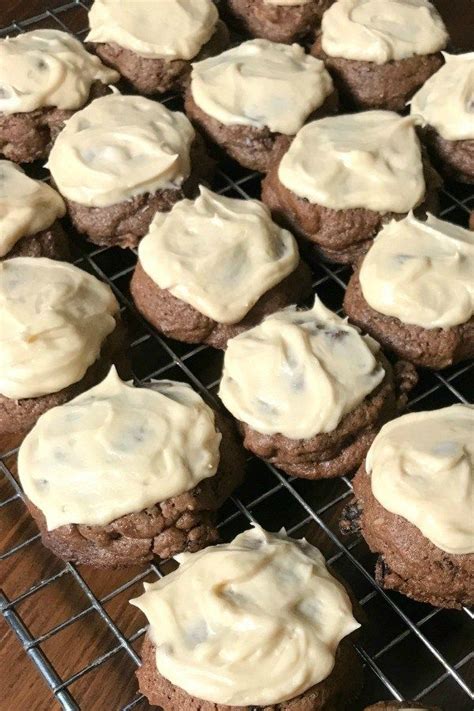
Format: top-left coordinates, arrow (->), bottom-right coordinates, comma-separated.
0,2 -> 473,710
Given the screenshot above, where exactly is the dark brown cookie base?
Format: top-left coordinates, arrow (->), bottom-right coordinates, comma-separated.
0,81 -> 110,164
420,126 -> 474,184
60,135 -> 214,248
224,0 -> 332,45
91,21 -> 229,96
0,318 -> 128,439
137,634 -> 363,711
130,259 -> 313,349
343,269 -> 474,369
311,37 -> 444,112
364,703 -> 441,711
341,465 -> 474,610
26,411 -> 245,567
2,220 -> 70,261
261,141 -> 440,264
237,355 -> 417,480
184,89 -> 338,173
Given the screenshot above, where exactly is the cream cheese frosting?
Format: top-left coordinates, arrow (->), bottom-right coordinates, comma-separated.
190,39 -> 333,135
0,29 -> 118,115
0,257 -> 118,400
219,298 -> 385,439
278,111 -> 425,212
0,161 -> 65,257
47,94 -> 195,208
410,52 -> 474,141
367,405 -> 474,555
87,0 -> 218,60
359,213 -> 474,329
18,368 -> 221,531
321,0 -> 448,64
131,526 -> 360,706
138,187 -> 299,324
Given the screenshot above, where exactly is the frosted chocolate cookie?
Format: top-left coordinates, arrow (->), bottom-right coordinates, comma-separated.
19,368 -> 244,567
364,704 -> 441,711
219,298 -> 416,479
341,405 -> 474,609
0,29 -> 118,163
130,187 -> 312,348
87,0 -> 229,96
411,52 -> 474,184
132,526 -> 363,709
0,257 -> 125,437
261,110 -> 439,263
0,161 -> 68,261
185,39 -> 336,172
344,213 -> 474,369
225,0 -> 334,45
311,0 -> 447,111
47,94 -> 212,248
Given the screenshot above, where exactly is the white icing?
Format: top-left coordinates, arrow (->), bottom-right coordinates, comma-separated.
138,187 -> 299,324
87,0 -> 218,60
410,52 -> 474,141
0,258 -> 118,400
0,29 -> 118,114
278,111 -> 425,212
47,94 -> 195,208
0,161 -> 65,257
18,368 -> 221,531
359,212 -> 474,329
321,0 -> 448,64
367,405 -> 474,555
219,297 -> 384,439
190,39 -> 333,135
131,526 -> 360,706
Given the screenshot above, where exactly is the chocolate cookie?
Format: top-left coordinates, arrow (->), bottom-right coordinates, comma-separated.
2,221 -> 70,262
261,137 -> 439,264
91,21 -> 229,95
24,410 -> 244,567
311,35 -> 444,112
130,259 -> 312,349
137,633 -> 363,711
237,354 -> 416,480
419,126 -> 474,184
224,0 -> 333,44
341,462 -> 474,609
343,269 -> 474,369
364,703 -> 441,711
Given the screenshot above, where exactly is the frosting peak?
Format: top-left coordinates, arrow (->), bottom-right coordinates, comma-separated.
219,297 -> 385,439
47,94 -> 195,208
0,161 -> 65,257
138,187 -> 299,324
87,0 -> 218,60
0,29 -> 118,114
18,368 -> 221,530
131,527 -> 360,706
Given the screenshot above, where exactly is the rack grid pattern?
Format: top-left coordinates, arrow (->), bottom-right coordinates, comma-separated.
0,2 -> 473,710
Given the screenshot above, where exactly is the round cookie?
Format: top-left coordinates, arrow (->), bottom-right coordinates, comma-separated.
0,29 -> 118,163
364,704 -> 441,711
261,110 -> 439,264
87,0 -> 229,95
341,405 -> 474,609
19,368 -> 245,567
411,52 -> 474,184
311,0 -> 448,111
219,298 -> 417,479
47,94 -> 212,249
185,39 -> 336,172
0,160 -> 68,261
343,213 -> 474,369
224,0 -> 334,45
132,527 -> 363,709
130,187 -> 312,348
0,257 -> 126,437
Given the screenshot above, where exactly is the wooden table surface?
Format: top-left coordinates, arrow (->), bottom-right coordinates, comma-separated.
1,2 -> 473,711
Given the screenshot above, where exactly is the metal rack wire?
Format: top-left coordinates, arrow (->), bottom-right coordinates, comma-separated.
0,2 -> 473,709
